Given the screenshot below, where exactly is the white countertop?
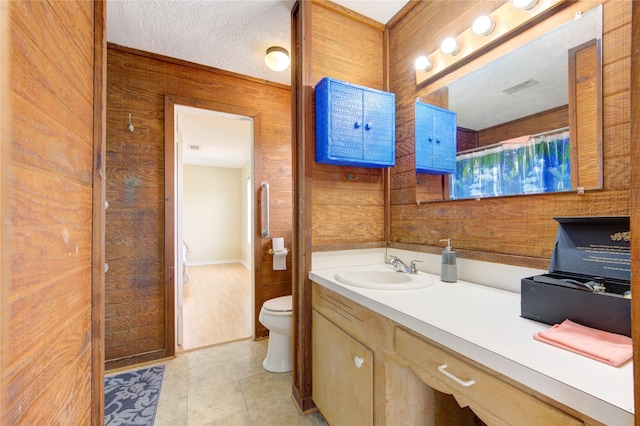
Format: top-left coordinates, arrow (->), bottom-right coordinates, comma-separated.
310,264 -> 634,425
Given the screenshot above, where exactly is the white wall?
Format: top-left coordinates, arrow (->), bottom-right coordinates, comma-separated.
183,165 -> 242,265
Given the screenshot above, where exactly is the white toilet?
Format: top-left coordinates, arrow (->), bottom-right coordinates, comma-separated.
258,295 -> 293,373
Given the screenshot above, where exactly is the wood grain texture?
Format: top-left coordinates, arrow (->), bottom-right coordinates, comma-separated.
476,106 -> 569,147
292,0 -> 387,412
387,0 -> 630,268
179,264 -> 252,351
88,4 -> 105,416
0,0 -> 8,422
569,40 -> 602,189
293,0 -> 636,418
629,0 -> 640,418
5,0 -> 97,423
310,1 -> 386,247
106,45 -> 292,368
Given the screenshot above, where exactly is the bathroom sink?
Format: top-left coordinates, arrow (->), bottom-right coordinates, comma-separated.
334,265 -> 434,290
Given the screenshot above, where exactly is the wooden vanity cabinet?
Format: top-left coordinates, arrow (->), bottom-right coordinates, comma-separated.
311,282 -> 601,425
395,328 -> 584,426
312,310 -> 373,425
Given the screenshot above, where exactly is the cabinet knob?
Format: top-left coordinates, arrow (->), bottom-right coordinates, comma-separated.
435,138 -> 440,144
365,123 -> 371,131
354,122 -> 361,129
428,137 -> 433,142
354,356 -> 364,368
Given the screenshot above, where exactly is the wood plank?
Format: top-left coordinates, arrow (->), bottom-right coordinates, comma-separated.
6,0 -> 96,421
0,0 -> 9,421
106,45 -> 292,366
12,95 -> 94,183
629,1 -> 640,417
387,0 -> 630,264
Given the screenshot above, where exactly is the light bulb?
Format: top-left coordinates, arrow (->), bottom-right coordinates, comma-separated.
265,47 -> 290,72
414,56 -> 432,71
512,0 -> 538,10
472,15 -> 495,36
440,37 -> 460,55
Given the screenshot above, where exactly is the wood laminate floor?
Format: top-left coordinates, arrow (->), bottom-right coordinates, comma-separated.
180,263 -> 252,352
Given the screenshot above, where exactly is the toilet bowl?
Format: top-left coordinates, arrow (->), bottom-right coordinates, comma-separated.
258,295 -> 292,373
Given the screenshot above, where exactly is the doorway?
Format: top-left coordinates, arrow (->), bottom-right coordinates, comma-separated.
174,104 -> 254,352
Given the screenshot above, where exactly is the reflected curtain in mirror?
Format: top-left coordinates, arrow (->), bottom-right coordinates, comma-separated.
451,130 -> 571,199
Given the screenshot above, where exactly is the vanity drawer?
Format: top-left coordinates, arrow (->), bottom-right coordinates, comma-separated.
395,327 -> 583,426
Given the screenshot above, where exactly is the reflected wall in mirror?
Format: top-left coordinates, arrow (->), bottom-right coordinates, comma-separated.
418,4 -> 602,201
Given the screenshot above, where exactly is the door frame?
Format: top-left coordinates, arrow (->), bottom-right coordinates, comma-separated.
164,95 -> 262,350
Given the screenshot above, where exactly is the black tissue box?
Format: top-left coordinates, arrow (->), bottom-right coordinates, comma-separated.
521,216 -> 631,337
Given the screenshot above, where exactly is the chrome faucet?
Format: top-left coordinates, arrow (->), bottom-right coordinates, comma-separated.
388,256 -> 422,274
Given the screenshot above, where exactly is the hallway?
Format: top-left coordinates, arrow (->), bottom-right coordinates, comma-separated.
180,263 -> 252,351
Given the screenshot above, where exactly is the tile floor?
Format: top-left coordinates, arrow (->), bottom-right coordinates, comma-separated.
150,338 -> 327,426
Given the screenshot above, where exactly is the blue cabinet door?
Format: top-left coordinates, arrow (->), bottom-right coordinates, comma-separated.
415,101 -> 456,174
326,81 -> 364,161
315,77 -> 395,168
363,89 -> 395,164
432,108 -> 456,168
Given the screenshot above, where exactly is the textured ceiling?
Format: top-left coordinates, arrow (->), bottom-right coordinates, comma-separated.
107,0 -> 408,168
450,5 -> 601,131
107,0 -> 408,86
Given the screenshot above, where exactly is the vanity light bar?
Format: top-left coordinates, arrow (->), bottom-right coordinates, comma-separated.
415,0 -> 565,86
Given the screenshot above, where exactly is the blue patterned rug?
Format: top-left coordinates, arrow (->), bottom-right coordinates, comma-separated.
104,365 -> 165,425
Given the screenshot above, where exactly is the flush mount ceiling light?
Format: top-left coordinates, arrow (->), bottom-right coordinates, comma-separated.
472,15 -> 495,36
440,37 -> 460,55
414,55 -> 432,71
265,46 -> 290,72
512,0 -> 539,10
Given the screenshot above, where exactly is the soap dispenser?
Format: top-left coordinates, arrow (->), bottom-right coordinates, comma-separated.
440,239 -> 457,283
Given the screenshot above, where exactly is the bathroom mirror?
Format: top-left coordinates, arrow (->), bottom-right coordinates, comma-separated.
420,4 -> 602,201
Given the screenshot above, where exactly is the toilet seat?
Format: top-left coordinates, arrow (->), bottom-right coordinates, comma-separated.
262,295 -> 292,315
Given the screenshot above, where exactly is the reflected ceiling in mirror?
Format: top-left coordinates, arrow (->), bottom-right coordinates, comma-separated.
449,6 -> 601,131
423,4 -> 604,202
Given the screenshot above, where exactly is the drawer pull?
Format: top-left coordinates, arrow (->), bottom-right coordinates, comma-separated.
438,364 -> 475,387
354,356 -> 364,368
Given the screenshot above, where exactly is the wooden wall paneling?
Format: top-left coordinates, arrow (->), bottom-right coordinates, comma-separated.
630,0 -> 640,417
387,0 -> 630,268
163,96 -> 176,361
568,39 -> 602,190
0,0 -> 8,421
310,0 -> 386,250
476,106 -> 569,147
106,46 -> 291,368
456,128 -> 478,152
291,0 -> 316,413
291,0 -> 388,415
6,0 -> 96,423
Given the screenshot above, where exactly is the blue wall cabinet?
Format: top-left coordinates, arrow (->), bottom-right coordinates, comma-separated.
315,77 -> 396,168
415,101 -> 457,174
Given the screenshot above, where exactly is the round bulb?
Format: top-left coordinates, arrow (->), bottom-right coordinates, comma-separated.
265,46 -> 290,72
512,0 -> 538,10
440,37 -> 459,55
472,15 -> 495,36
414,55 -> 432,71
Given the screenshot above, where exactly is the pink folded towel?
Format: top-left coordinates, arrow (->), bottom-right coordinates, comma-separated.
533,319 -> 632,367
